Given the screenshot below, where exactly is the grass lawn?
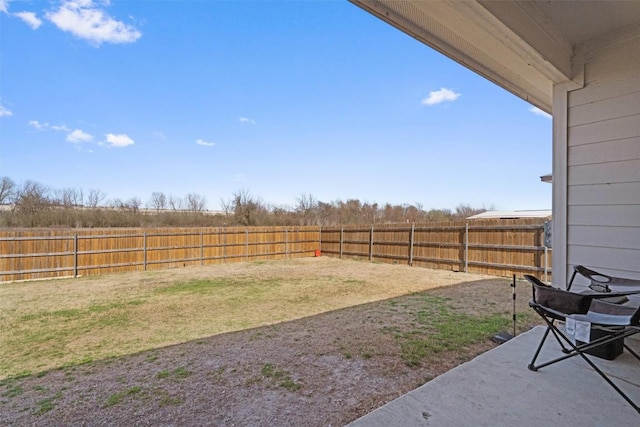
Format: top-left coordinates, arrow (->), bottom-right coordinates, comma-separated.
0,257 -> 535,380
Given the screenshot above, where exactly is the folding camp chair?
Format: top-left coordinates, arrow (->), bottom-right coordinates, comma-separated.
568,265 -> 640,293
525,274 -> 640,413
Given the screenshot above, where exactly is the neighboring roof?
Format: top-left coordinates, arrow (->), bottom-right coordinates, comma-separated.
467,210 -> 552,220
540,174 -> 552,183
349,1 -> 640,112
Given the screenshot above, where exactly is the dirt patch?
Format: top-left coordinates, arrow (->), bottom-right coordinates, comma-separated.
0,258 -> 537,426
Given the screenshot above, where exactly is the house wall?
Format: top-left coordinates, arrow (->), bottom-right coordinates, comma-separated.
564,31 -> 640,288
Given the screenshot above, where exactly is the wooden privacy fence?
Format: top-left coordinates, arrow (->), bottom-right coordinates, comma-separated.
320,219 -> 552,280
0,219 -> 551,283
0,226 -> 321,282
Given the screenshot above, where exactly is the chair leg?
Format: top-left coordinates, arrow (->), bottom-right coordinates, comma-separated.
573,345 -> 640,414
529,316 -> 640,413
567,269 -> 578,291
623,342 -> 640,362
528,325 -> 552,371
548,320 -> 572,354
529,309 -> 576,371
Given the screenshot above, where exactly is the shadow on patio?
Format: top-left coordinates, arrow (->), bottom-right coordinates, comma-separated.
347,326 -> 640,426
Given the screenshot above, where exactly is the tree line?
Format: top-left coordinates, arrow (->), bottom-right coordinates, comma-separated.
0,176 -> 488,228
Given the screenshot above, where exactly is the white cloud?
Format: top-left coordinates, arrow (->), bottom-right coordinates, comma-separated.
51,124 -> 71,132
239,117 -> 256,125
421,88 -> 461,106
29,120 -> 73,132
0,103 -> 12,117
105,133 -> 134,147
46,0 -> 141,46
28,119 -> 97,144
529,106 -> 552,119
28,119 -> 48,129
67,129 -> 93,143
0,0 -> 10,14
2,1 -> 43,30
196,138 -> 215,147
14,11 -> 42,29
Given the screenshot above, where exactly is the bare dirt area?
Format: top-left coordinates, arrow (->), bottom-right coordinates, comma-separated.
0,257 -> 536,426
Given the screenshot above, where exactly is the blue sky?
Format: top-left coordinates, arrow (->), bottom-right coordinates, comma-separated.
0,0 -> 552,211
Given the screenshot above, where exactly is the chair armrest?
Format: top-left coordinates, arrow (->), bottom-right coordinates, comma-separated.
570,299 -> 640,326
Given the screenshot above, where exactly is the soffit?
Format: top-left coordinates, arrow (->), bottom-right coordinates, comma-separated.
530,1 -> 640,44
349,1 -> 640,114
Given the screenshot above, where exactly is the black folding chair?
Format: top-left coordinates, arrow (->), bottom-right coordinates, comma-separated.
568,265 -> 640,292
525,274 -> 640,414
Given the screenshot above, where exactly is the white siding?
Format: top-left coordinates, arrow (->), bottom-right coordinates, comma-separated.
569,136 -> 640,166
568,225 -> 640,250
568,114 -> 640,145
565,33 -> 640,280
568,182 -> 640,205
569,159 -> 640,185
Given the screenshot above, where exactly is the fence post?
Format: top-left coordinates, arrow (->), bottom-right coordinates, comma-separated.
245,228 -> 249,260
409,223 -> 415,266
2,220 -> 556,283
464,223 -> 469,273
74,233 -> 78,278
200,230 -> 204,266
369,225 -> 374,262
223,227 -> 227,264
143,231 -> 147,271
285,228 -> 289,259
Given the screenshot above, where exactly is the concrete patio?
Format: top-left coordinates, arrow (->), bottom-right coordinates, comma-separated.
347,326 -> 640,426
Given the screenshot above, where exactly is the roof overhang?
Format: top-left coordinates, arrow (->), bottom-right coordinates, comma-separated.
349,1 -> 640,114
467,209 -> 552,220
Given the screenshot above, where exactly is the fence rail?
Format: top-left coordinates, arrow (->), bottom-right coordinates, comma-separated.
320,219 -> 552,280
0,219 -> 552,282
0,227 -> 321,282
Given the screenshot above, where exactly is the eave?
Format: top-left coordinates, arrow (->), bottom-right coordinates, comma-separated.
349,0 -> 585,114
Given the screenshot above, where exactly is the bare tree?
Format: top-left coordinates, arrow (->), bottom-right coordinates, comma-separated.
86,189 -> 106,208
405,204 -> 422,223
149,192 -> 167,212
315,201 -> 335,226
168,194 -> 183,211
0,174 -> 497,228
186,193 -> 207,212
55,187 -> 84,207
295,193 -> 318,225
15,180 -> 51,209
220,197 -> 234,217
116,198 -> 140,214
14,180 -> 52,226
425,208 -> 453,222
362,201 -> 379,224
110,197 -> 141,213
128,197 -> 142,213
0,176 -> 16,204
339,199 -> 364,224
454,204 -> 486,220
232,189 -> 264,226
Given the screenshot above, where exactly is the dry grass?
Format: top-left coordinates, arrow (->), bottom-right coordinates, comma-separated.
0,257 -> 499,379
1,258 -> 540,426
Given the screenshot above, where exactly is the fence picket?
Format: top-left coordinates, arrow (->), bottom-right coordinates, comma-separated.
0,220 -> 551,282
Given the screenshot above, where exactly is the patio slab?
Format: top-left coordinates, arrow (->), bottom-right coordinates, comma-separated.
347,326 -> 640,426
